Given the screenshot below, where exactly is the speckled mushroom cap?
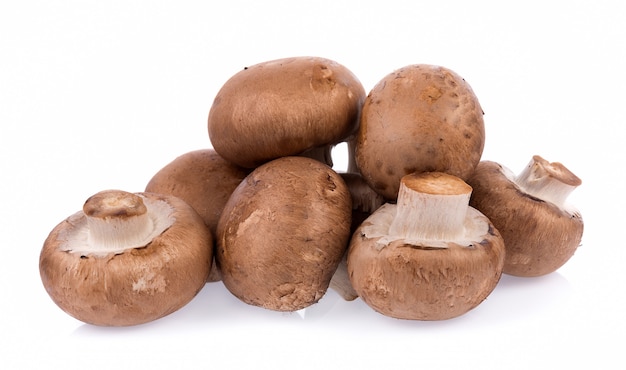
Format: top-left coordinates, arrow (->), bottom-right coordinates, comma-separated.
466,156 -> 584,277
208,56 -> 366,168
355,64 -> 485,200
216,156 -> 352,311
39,190 -> 213,326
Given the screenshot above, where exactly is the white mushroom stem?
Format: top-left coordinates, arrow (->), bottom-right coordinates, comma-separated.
72,190 -> 174,256
515,155 -> 581,208
388,172 -> 472,241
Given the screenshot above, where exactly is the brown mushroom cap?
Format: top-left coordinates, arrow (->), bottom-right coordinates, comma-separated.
39,190 -> 213,326
355,64 -> 485,200
216,156 -> 352,311
208,56 -> 366,168
145,149 -> 249,282
466,157 -> 584,277
145,149 -> 250,236
347,172 -> 505,320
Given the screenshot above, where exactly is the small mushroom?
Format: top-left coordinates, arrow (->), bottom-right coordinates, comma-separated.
145,149 -> 250,282
39,190 -> 212,326
347,172 -> 505,320
208,56 -> 366,168
466,155 -> 584,277
355,64 -> 485,200
216,156 -> 352,311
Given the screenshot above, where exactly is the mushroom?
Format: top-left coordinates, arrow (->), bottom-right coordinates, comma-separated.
347,172 -> 505,320
354,64 -> 485,200
145,149 -> 250,282
466,155 -> 584,277
208,56 -> 366,169
329,172 -> 385,301
216,156 -> 352,311
39,190 -> 213,326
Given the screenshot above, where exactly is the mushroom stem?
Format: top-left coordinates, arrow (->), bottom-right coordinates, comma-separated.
81,190 -> 171,255
346,135 -> 359,173
515,155 -> 581,208
388,172 -> 472,241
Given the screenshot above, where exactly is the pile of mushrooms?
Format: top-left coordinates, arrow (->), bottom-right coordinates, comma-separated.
39,56 -> 583,326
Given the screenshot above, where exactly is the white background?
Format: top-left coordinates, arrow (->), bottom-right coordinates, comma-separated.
1,1 -> 624,369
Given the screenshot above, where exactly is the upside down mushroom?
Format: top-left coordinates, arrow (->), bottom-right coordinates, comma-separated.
39,190 -> 212,326
347,172 -> 505,320
466,155 -> 584,277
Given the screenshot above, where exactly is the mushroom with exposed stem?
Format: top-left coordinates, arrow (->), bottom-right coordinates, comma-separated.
347,172 -> 505,320
39,189 -> 213,326
466,155 -> 584,277
145,149 -> 250,282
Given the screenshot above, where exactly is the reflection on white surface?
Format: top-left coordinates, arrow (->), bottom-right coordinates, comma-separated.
54,271 -> 577,370
70,271 -> 570,337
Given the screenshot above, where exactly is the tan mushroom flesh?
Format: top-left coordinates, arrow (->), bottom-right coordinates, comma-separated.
347,172 -> 505,320
216,156 -> 352,311
39,190 -> 213,326
466,155 -> 583,277
355,64 -> 485,200
208,56 -> 366,168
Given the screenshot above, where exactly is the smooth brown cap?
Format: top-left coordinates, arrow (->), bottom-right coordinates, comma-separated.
145,149 -> 249,236
208,56 -> 366,168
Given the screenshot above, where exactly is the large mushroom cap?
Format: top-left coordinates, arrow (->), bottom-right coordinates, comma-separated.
216,156 -> 352,311
355,64 -> 485,200
39,190 -> 213,326
466,157 -> 584,277
208,56 -> 366,168
347,172 -> 505,320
